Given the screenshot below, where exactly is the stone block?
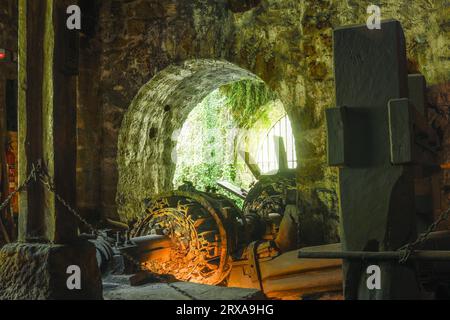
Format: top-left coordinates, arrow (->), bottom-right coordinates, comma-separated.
0,241 -> 103,300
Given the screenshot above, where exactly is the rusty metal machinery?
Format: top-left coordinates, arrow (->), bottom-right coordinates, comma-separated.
237,136 -> 339,249
242,174 -> 339,249
109,175 -> 341,299
122,136 -> 304,286
242,173 -> 297,242
129,190 -> 247,285
90,137 -> 341,299
89,177 -> 342,299
103,133 -> 342,298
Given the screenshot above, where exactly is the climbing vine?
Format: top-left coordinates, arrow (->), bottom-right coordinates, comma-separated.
173,80 -> 279,207
220,80 -> 278,129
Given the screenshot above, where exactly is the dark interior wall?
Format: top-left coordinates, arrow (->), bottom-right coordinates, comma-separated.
76,0 -> 449,221
0,0 -> 18,244
5,80 -> 17,132
428,83 -> 450,210
0,0 -> 17,60
76,0 -> 103,224
0,0 -> 18,85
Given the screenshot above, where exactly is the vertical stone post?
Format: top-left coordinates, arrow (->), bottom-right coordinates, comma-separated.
326,20 -> 421,299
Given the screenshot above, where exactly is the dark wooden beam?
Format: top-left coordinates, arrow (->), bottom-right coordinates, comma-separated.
18,0 -> 79,243
0,79 -> 11,244
52,0 -> 79,243
18,0 -> 46,241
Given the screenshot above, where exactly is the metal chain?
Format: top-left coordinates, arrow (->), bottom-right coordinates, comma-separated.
39,163 -> 197,299
398,206 -> 450,263
0,162 -> 40,213
0,163 -> 40,243
37,169 -> 99,236
0,161 -> 196,299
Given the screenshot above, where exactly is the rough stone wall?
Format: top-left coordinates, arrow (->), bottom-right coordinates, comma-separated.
117,59 -> 260,221
86,0 -> 449,221
229,0 -> 450,187
97,0 -> 234,219
428,82 -> 450,208
0,0 -> 18,87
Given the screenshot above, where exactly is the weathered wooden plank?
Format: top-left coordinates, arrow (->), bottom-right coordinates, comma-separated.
52,0 -> 79,243
18,0 -> 79,243
18,0 -> 46,241
239,150 -> 261,179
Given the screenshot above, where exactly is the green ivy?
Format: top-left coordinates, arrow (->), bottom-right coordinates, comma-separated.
173,80 -> 278,208
220,80 -> 278,128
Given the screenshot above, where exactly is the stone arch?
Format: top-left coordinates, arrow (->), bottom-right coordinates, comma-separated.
117,59 -> 274,221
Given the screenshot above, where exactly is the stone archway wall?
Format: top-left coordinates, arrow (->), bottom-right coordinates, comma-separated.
117,59 -> 262,221
88,0 -> 449,222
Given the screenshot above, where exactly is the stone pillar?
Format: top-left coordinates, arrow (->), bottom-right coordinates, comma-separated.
0,0 -> 102,300
326,20 -> 422,299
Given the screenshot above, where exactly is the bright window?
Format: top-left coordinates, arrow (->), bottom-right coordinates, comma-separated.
256,115 -> 297,173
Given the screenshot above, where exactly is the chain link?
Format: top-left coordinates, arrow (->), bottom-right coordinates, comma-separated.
398,206 -> 450,263
37,169 -> 99,236
0,161 -> 197,299
0,162 -> 40,214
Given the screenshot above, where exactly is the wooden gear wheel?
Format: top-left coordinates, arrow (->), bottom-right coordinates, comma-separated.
131,191 -> 246,285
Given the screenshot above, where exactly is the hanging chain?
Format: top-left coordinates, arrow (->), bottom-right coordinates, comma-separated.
0,161 -> 197,299
37,168 -> 99,236
0,162 -> 40,213
398,206 -> 450,263
0,163 -> 40,243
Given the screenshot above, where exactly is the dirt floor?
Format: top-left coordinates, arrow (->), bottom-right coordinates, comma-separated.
103,274 -> 266,300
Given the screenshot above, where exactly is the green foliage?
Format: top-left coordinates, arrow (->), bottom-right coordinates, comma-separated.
220,80 -> 278,129
173,80 -> 279,208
